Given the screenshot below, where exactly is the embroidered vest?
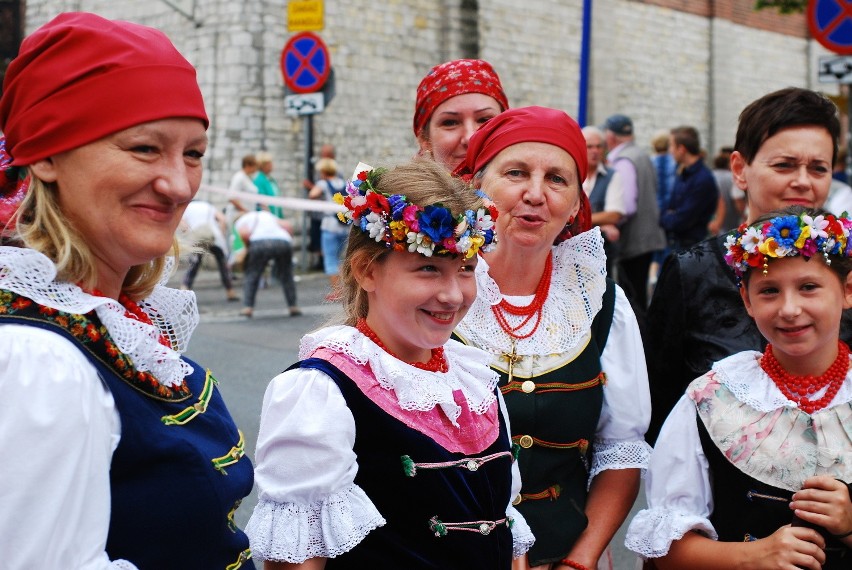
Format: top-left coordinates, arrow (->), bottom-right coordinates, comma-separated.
292,356 -> 514,569
0,291 -> 254,570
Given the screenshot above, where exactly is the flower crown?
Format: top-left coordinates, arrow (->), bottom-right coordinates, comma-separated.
724,210 -> 852,278
333,162 -> 498,259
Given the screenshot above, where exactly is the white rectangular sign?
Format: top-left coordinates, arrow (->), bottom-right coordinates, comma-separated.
819,55 -> 852,84
285,92 -> 325,116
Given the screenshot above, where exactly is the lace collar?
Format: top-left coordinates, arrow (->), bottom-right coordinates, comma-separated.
456,227 -> 607,356
690,354 -> 852,491
0,246 -> 197,387
299,325 -> 499,427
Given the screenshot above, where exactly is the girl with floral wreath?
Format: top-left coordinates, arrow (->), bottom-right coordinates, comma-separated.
626,205 -> 852,569
246,157 -> 534,568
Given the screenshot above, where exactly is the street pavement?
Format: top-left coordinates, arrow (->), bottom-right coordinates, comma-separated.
177,263 -> 644,569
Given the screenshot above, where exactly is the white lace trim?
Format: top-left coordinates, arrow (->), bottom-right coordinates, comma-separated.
299,326 -> 499,427
507,504 -> 535,558
459,228 -> 607,355
110,561 -> 139,570
589,439 -> 652,485
0,247 -> 197,387
246,483 -> 386,563
712,350 -> 852,411
624,507 -> 717,559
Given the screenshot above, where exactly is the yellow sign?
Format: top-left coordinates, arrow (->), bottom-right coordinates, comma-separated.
288,0 -> 324,32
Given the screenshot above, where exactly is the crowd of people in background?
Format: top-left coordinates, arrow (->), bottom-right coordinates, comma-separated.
3,12 -> 852,570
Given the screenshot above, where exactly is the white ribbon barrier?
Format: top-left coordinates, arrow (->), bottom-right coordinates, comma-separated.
199,184 -> 346,215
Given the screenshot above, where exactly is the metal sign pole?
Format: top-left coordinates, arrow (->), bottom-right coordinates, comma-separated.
301,113 -> 314,271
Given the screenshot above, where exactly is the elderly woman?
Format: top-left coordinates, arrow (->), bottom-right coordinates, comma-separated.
453,107 -> 651,570
0,13 -> 253,569
414,58 -> 509,172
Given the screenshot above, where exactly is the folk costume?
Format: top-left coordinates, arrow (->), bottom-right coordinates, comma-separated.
626,210 -> 852,568
0,248 -> 254,569
455,228 -> 652,567
246,327 -> 534,568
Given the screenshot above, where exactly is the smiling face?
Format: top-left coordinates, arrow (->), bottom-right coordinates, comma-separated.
30,117 -> 207,294
417,92 -> 503,172
479,141 -> 581,254
741,255 -> 852,375
358,250 -> 478,363
731,126 -> 833,223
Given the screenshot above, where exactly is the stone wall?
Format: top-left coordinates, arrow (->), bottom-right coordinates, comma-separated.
18,0 -> 842,203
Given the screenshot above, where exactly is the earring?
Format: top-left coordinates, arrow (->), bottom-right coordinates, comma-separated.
567,216 -> 575,226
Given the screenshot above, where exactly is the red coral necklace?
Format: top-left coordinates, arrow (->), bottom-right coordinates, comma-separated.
89,288 -> 171,348
356,318 -> 448,373
760,341 -> 849,414
491,252 -> 552,340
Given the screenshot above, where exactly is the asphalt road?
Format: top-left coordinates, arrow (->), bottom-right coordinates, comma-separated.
178,264 -> 645,569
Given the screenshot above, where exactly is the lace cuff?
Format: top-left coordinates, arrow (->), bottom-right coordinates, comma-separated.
245,483 -> 386,563
507,505 -> 535,558
110,561 -> 139,569
589,439 -> 652,484
624,507 -> 717,559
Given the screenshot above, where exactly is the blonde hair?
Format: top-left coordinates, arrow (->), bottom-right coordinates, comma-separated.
316,157 -> 338,176
335,157 -> 481,326
13,172 -> 171,299
256,151 -> 273,168
650,129 -> 670,153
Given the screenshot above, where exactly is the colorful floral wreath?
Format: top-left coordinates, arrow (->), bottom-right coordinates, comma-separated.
724,210 -> 852,277
333,163 -> 498,259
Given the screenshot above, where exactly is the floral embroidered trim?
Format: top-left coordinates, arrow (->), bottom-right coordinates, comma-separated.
224,548 -> 252,570
724,210 -> 852,277
400,450 -> 513,477
211,430 -> 246,475
500,372 -> 606,395
429,515 -> 513,537
334,162 -> 497,258
0,290 -> 191,401
161,369 -> 217,425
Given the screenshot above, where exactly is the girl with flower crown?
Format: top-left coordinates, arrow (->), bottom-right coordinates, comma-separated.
626,205 -> 852,569
245,157 -> 534,569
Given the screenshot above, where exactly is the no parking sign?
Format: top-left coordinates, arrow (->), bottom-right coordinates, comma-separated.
809,0 -> 852,55
281,31 -> 330,93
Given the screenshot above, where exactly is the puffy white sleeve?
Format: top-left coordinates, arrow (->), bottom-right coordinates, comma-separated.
0,325 -> 133,570
497,391 -> 535,558
245,367 -> 386,563
590,285 -> 653,481
624,394 -> 717,559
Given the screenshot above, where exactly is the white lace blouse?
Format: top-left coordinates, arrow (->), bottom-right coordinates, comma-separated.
625,351 -> 852,559
0,247 -> 197,570
245,325 -> 535,563
455,228 -> 653,483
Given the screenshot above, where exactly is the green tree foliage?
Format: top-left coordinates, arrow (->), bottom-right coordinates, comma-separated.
754,0 -> 807,13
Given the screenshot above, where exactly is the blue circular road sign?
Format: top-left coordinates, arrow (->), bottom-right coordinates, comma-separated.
281,31 -> 330,93
809,0 -> 852,55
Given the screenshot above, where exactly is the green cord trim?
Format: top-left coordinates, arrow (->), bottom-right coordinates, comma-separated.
161,370 -> 217,426
401,455 -> 417,477
227,499 -> 243,533
511,443 -> 520,461
211,430 -> 246,475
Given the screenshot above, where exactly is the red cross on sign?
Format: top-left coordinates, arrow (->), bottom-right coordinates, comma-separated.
809,0 -> 852,55
281,32 -> 331,93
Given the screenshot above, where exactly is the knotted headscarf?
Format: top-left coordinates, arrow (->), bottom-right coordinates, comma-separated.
453,106 -> 591,239
413,59 -> 508,138
0,12 -> 208,228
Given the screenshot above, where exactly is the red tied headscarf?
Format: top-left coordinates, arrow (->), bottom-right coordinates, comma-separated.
413,59 -> 509,138
453,106 -> 592,239
0,12 -> 208,167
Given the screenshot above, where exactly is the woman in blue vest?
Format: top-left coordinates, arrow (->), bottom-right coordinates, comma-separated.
0,13 -> 254,569
454,107 -> 652,570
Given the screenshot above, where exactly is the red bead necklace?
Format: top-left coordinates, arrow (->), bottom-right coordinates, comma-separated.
356,318 -> 449,373
89,288 -> 172,348
490,252 -> 552,340
760,341 -> 849,414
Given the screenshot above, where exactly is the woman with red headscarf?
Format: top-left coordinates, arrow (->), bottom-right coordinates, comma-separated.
0,13 -> 253,569
453,107 -> 651,570
413,59 -> 509,173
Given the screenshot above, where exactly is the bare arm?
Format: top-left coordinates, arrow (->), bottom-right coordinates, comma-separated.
560,468 -> 640,569
656,526 -> 825,570
590,210 -> 623,227
308,183 -> 324,200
